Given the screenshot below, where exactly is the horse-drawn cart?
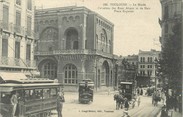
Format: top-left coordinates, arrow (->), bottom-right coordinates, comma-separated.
78,79 -> 94,104
118,82 -> 136,101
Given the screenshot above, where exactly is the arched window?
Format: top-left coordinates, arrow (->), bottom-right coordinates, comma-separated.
42,61 -> 57,79
64,64 -> 77,84
65,28 -> 79,49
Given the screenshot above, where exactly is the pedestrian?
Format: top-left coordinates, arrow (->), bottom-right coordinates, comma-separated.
10,91 -> 19,117
57,92 -> 65,117
177,94 -> 182,113
137,87 -> 140,96
161,91 -> 166,105
172,95 -> 178,111
166,96 -> 170,111
152,93 -> 155,105
140,88 -> 143,95
160,105 -> 168,117
137,96 -> 141,107
124,98 -> 129,110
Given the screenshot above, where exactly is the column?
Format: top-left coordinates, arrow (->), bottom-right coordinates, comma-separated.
81,57 -> 86,79
81,14 -> 87,49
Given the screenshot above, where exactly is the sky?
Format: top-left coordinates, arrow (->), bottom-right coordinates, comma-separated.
35,0 -> 161,56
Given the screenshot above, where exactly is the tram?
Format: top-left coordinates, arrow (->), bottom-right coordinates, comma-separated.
0,74 -> 63,117
118,81 -> 136,101
78,79 -> 94,103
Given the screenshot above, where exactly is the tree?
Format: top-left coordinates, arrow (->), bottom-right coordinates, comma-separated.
157,21 -> 182,95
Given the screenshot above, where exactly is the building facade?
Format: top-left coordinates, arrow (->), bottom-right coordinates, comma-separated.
159,0 -> 182,95
123,55 -> 138,66
0,0 -> 37,77
137,49 -> 160,86
159,0 -> 182,46
34,6 -> 118,91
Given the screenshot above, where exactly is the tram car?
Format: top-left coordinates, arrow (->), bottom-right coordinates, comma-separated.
118,81 -> 136,101
78,79 -> 94,104
0,73 -> 63,117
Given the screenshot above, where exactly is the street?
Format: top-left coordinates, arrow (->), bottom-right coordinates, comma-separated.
52,92 -> 162,117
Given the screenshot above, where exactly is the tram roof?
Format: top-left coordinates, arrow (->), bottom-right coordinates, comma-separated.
0,82 -> 62,92
79,83 -> 94,86
120,82 -> 133,84
0,72 -> 57,83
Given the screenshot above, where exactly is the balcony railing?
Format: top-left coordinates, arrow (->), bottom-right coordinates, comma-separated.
0,57 -> 36,68
0,20 -> 37,39
35,49 -> 117,58
13,24 -> 25,35
0,21 -> 13,32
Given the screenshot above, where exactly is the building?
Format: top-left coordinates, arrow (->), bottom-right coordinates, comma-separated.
137,49 -> 160,87
159,0 -> 182,46
34,6 -> 118,91
123,55 -> 138,66
0,0 -> 38,78
159,0 -> 182,95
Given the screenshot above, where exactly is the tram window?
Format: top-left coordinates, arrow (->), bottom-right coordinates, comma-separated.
1,92 -> 11,104
126,85 -> 130,89
43,89 -> 50,99
25,90 -> 30,101
35,89 -> 43,99
50,88 -> 57,98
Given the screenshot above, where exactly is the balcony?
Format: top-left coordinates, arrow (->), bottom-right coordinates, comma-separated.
0,57 -> 36,68
0,20 -> 37,39
35,49 -> 116,58
0,20 -> 13,32
25,29 -> 35,39
13,24 -> 25,36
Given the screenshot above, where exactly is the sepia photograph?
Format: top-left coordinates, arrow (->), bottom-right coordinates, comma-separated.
0,0 -> 182,117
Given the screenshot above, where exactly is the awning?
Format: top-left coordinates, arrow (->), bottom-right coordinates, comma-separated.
0,72 -> 28,82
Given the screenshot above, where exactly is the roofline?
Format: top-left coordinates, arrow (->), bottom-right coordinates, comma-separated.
35,6 -> 114,26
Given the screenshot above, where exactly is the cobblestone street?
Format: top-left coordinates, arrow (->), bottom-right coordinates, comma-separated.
52,92 -> 162,117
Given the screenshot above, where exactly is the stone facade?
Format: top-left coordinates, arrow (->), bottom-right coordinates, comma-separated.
159,0 -> 182,46
0,0 -> 37,76
34,6 -> 118,91
137,49 -> 160,86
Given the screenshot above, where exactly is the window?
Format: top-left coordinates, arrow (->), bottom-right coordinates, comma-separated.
15,11 -> 21,33
164,5 -> 169,19
16,0 -> 21,5
147,57 -> 152,62
140,57 -> 145,62
73,41 -> 78,49
15,41 -> 20,59
27,16 -> 32,36
85,40 -> 87,49
147,65 -> 152,68
43,61 -> 57,79
140,70 -> 145,75
3,5 -> 9,30
26,44 -> 31,60
126,85 -> 130,89
27,0 -> 32,10
64,64 -> 77,84
2,39 -> 8,57
147,70 -> 152,76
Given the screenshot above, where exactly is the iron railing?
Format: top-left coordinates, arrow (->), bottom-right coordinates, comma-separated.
0,57 -> 36,68
35,49 -> 118,59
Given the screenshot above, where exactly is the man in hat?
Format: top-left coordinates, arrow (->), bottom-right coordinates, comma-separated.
57,92 -> 65,117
